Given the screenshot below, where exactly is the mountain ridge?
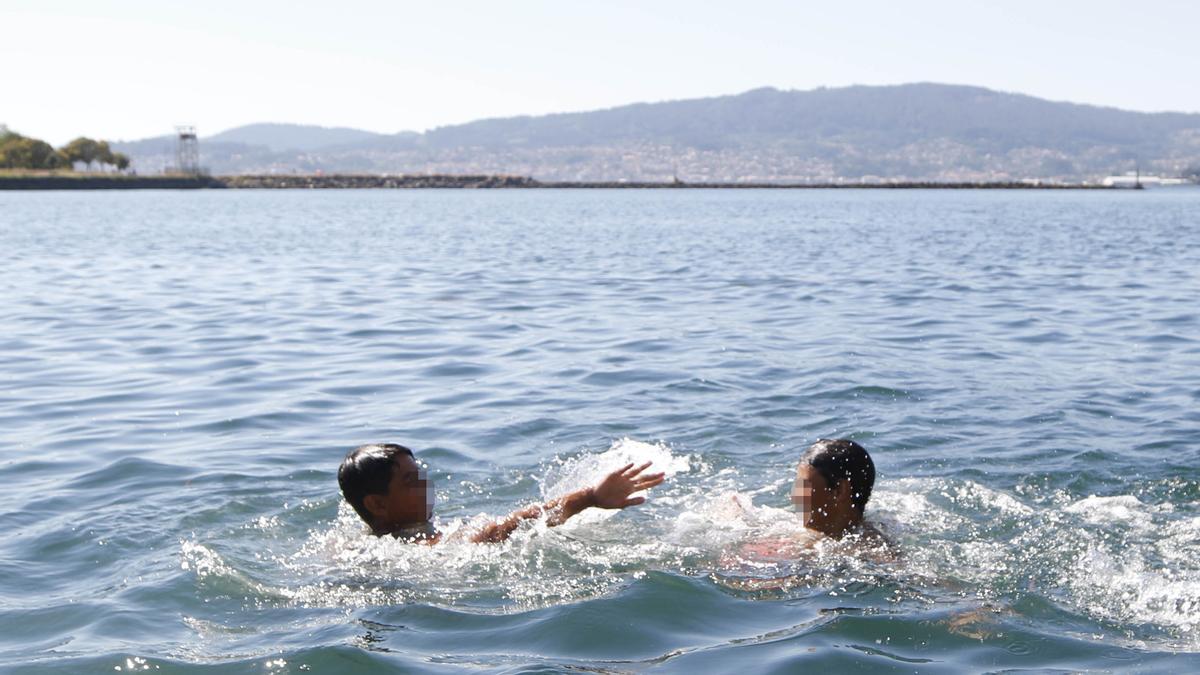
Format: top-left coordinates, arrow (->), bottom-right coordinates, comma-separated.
114,83 -> 1200,181
207,123 -> 388,151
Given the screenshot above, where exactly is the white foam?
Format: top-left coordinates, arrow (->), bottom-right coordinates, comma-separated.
541,438 -> 690,496
873,479 -> 970,534
179,540 -> 231,578
875,480 -> 1200,646
948,480 -> 1035,517
664,491 -> 760,550
1064,543 -> 1200,637
1065,494 -> 1155,526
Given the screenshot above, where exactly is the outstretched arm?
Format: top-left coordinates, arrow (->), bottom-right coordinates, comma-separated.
469,461 -> 666,543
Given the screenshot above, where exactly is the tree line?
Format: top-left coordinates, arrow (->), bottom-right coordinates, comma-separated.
0,128 -> 130,171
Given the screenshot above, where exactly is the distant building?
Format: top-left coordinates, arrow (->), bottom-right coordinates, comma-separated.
173,126 -> 202,175
1101,172 -> 1191,188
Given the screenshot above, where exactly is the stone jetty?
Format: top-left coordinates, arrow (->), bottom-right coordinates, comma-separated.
219,174 -> 537,189
0,172 -> 1118,190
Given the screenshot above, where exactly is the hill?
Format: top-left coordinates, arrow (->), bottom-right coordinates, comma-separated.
207,123 -> 388,151
113,84 -> 1200,181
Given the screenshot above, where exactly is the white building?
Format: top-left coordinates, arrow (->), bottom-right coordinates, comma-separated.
1101,173 -> 1192,188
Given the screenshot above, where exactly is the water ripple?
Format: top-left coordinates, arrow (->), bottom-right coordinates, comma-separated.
1,188 -> 1199,671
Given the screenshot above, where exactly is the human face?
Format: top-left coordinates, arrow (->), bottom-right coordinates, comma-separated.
792,463 -> 835,531
374,454 -> 433,526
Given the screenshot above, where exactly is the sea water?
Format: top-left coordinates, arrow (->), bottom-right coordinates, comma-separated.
0,188 -> 1198,672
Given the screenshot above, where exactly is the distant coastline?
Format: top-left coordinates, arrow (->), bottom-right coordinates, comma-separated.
1,173 -> 1123,191
106,84 -> 1200,183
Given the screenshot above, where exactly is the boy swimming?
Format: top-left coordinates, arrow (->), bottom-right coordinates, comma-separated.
734,438 -> 887,561
338,443 -> 666,543
792,438 -> 876,538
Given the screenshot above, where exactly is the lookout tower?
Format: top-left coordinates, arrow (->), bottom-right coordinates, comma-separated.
175,125 -> 200,175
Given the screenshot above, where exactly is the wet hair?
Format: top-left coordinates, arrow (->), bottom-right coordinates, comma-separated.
338,443 -> 414,523
801,439 -> 875,513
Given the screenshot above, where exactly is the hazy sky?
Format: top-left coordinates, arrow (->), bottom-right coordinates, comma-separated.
4,0 -> 1199,145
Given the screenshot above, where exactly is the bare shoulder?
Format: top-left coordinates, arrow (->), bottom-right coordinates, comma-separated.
726,528 -> 822,565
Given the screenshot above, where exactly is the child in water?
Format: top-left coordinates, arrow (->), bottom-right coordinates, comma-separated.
792,438 -> 876,538
735,438 -> 888,560
337,443 -> 666,543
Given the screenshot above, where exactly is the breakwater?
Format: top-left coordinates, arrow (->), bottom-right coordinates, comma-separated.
0,172 -> 1120,190
220,174 -> 537,188
0,173 -> 222,190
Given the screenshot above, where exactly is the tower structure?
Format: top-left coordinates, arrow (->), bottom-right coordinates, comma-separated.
175,126 -> 200,175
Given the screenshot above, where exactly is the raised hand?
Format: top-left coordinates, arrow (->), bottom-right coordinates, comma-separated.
591,461 -> 666,509
473,460 -> 669,539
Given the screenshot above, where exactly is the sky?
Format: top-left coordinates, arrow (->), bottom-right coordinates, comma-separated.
4,0 -> 1199,145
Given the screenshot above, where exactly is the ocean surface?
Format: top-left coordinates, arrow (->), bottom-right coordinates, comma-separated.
1,187 -> 1199,673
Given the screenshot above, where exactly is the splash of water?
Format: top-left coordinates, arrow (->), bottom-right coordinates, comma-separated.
179,440 -> 1200,650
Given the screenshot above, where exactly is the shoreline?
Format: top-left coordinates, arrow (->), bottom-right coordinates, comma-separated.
0,172 -> 1127,191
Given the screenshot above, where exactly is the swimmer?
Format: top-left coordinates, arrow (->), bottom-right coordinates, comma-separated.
792,438 -> 877,539
337,443 -> 666,543
735,438 -> 890,561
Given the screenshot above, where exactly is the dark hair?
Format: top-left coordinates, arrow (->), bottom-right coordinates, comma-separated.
338,443 -> 413,523
801,439 -> 875,512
